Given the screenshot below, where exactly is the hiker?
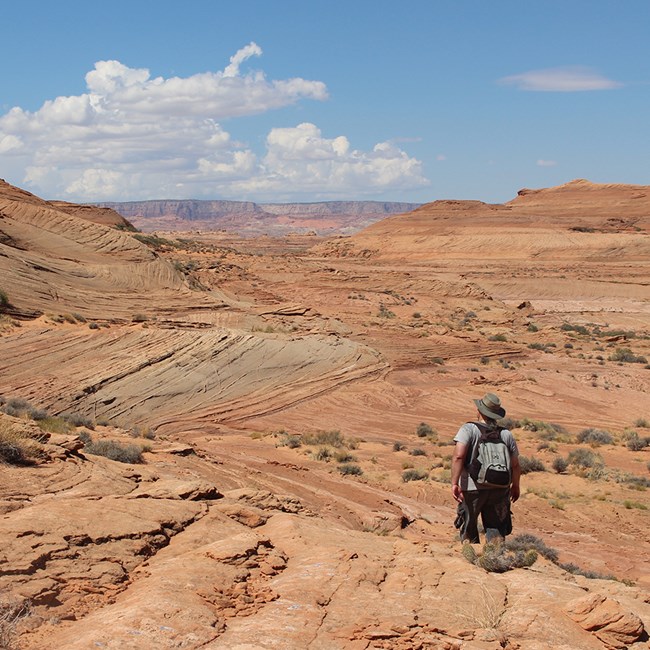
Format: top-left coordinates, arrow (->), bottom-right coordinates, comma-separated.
451,393 -> 520,544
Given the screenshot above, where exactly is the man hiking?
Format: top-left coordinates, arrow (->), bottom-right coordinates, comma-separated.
451,393 -> 520,544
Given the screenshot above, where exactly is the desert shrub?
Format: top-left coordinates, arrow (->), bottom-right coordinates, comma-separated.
558,563 -> 617,581
0,597 -> 32,649
36,416 -> 72,434
609,347 -> 647,364
83,438 -> 143,464
133,233 -> 179,250
626,433 -> 650,451
518,456 -> 545,474
77,429 -> 93,444
519,419 -> 568,440
88,322 -> 100,330
27,407 -> 48,421
377,304 -> 396,319
552,456 -> 569,474
560,323 -> 590,335
279,434 -> 302,449
498,417 -> 520,430
0,289 -> 9,309
338,463 -> 363,476
568,448 -> 603,469
416,422 -> 435,438
0,420 -> 44,465
633,418 -> 649,428
489,333 -> 508,342
409,448 -> 426,456
462,542 -> 537,573
334,450 -> 357,463
506,533 -> 559,562
302,430 -> 346,448
617,474 -> 650,489
576,428 -> 614,446
393,442 -> 406,452
623,500 -> 647,510
527,323 -> 539,332
402,468 -> 428,482
313,447 -> 332,462
67,413 -> 95,430
6,398 -> 31,412
528,342 -> 550,351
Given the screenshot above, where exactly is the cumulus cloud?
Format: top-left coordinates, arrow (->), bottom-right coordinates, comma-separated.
499,66 -> 622,92
215,123 -> 429,199
0,43 -> 428,201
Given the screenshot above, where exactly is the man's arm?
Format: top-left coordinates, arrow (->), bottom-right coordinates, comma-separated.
451,442 -> 468,503
510,454 -> 521,502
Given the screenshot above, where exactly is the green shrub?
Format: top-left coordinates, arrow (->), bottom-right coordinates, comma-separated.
560,323 -> 589,335
83,438 -> 143,464
558,563 -> 617,581
518,456 -> 545,474
609,347 -> 647,364
633,418 -> 649,428
338,463 -> 363,476
409,448 -> 426,456
527,323 -> 539,332
576,428 -> 614,446
489,333 -> 508,342
392,442 -> 405,452
402,468 -> 428,482
0,289 -> 9,309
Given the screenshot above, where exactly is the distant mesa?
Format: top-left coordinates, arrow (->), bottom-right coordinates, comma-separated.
94,199 -> 422,236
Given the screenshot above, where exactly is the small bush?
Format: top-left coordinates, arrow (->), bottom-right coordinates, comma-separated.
552,457 -> 569,474
488,333 -> 508,342
338,463 -> 363,476
409,448 -> 426,456
392,442 -> 405,452
279,434 -> 302,449
462,542 -> 537,573
633,418 -> 649,428
560,323 -> 589,335
609,347 -> 647,364
63,412 -> 95,430
558,563 -> 617,581
334,450 -> 357,463
626,433 -> 650,451
402,468 -> 428,482
0,289 -> 10,309
36,417 -> 72,434
518,456 -> 545,474
568,448 -> 603,469
88,322 -> 100,330
506,534 -> 559,562
527,323 -> 539,333
0,420 -> 44,465
0,597 -> 32,649
303,430 -> 346,448
576,428 -> 614,446
83,438 -> 144,464
313,447 -> 331,462
416,422 -> 435,438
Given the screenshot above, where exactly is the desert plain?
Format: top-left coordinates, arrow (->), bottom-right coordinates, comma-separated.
0,178 -> 649,649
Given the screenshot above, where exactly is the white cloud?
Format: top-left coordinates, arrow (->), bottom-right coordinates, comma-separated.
499,66 -> 622,92
217,123 -> 429,200
0,44 -> 427,201
536,159 -> 557,167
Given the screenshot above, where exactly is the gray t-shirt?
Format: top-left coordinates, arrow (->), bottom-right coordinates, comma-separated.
454,422 -> 519,491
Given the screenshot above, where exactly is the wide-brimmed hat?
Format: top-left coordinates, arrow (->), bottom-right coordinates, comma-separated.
474,393 -> 506,420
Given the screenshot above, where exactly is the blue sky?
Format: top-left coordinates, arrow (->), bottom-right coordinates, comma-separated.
1,0 -> 648,204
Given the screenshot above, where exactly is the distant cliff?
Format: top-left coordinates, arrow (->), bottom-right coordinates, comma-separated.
94,199 -> 422,235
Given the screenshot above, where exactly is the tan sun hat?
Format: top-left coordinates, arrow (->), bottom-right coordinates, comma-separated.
474,393 -> 506,420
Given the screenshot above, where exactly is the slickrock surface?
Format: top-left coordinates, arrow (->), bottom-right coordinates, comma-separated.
1,178 -> 649,648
